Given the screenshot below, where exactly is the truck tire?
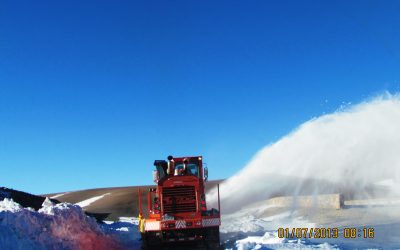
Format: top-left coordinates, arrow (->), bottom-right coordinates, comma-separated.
141,232 -> 161,250
204,226 -> 220,250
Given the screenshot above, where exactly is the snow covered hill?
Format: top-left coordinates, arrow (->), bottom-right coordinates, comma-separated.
44,180 -> 222,220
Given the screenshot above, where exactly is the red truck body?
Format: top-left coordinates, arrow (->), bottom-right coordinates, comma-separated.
139,156 -> 220,249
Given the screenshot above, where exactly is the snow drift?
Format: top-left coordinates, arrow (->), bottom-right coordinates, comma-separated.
209,93 -> 400,212
0,198 -> 128,250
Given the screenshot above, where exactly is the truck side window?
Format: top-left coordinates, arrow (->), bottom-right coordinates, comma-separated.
174,163 -> 199,177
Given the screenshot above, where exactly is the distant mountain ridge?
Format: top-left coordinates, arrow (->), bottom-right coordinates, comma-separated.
0,187 -> 60,210
43,180 -> 223,221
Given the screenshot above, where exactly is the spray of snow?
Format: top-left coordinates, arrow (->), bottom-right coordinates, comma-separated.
75,193 -> 110,208
209,94 -> 400,212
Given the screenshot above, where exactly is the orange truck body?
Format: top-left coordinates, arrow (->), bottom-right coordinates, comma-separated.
139,156 -> 220,249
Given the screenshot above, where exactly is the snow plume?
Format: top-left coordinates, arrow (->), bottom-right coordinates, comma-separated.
209,93 -> 400,212
0,198 -> 120,250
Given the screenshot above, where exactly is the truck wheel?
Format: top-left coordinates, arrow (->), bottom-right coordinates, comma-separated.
141,232 -> 161,250
205,226 -> 220,250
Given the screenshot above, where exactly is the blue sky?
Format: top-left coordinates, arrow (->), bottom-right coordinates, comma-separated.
1,1 -> 400,194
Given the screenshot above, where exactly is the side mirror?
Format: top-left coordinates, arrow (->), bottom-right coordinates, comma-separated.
153,170 -> 159,183
204,167 -> 208,182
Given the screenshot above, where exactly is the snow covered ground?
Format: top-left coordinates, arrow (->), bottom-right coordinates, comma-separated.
0,196 -> 340,250
2,195 -> 400,249
234,233 -> 339,250
220,197 -> 400,250
219,202 -> 339,250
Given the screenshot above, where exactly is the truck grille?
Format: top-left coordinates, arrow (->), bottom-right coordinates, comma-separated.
162,186 -> 196,214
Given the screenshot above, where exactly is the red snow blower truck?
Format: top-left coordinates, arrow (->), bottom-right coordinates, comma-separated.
138,156 -> 221,249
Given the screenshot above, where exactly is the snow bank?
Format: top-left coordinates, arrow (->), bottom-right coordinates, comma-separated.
0,198 -> 22,212
0,198 -> 139,250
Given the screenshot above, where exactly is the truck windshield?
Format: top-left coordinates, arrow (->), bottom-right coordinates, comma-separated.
175,163 -> 199,177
